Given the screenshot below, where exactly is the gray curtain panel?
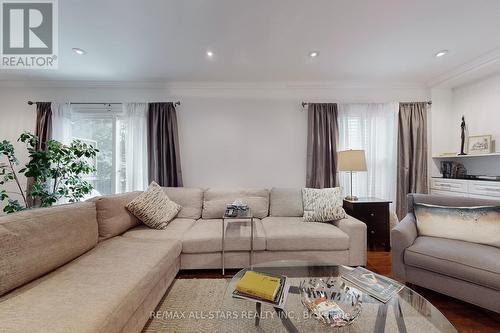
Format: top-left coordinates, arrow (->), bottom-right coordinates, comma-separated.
27,102 -> 53,206
35,102 -> 53,150
147,102 -> 183,187
306,103 -> 339,188
396,102 -> 429,220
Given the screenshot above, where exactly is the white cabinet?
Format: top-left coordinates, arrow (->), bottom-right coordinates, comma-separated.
430,178 -> 468,193
430,178 -> 500,199
430,189 -> 467,197
467,181 -> 500,198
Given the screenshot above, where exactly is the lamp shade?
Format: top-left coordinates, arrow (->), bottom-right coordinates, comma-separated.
337,150 -> 367,172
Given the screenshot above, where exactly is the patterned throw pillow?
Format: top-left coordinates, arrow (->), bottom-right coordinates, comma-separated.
126,182 -> 181,229
414,203 -> 500,248
302,187 -> 347,222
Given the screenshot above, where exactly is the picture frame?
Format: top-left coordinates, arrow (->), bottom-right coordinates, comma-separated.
467,135 -> 493,155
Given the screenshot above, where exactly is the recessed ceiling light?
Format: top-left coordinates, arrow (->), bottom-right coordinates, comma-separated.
435,50 -> 448,58
206,50 -> 214,58
72,47 -> 86,55
309,51 -> 319,58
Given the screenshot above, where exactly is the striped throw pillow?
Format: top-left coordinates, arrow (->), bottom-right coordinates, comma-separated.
126,182 -> 181,229
302,187 -> 346,222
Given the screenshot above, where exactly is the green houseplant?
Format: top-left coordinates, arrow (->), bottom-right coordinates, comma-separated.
0,132 -> 99,213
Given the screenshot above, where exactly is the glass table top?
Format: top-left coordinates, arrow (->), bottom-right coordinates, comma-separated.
223,208 -> 253,219
221,261 -> 457,333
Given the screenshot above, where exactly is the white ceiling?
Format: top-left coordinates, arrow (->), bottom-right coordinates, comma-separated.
2,0 -> 500,86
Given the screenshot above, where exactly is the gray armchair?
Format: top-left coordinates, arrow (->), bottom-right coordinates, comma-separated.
391,193 -> 500,313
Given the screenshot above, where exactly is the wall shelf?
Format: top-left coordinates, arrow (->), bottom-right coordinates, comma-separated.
432,152 -> 500,159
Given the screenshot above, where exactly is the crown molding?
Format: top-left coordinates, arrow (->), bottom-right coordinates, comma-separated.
165,82 -> 428,102
427,47 -> 500,88
165,81 -> 426,90
0,79 -> 427,90
0,80 -> 170,89
0,79 -> 428,102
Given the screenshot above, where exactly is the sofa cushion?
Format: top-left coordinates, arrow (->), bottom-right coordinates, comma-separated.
202,188 -> 269,219
163,187 -> 203,219
0,202 -> 97,297
405,236 -> 500,291
122,218 -> 196,241
182,219 -> 266,253
302,187 -> 346,222
414,203 -> 500,248
126,182 -> 181,230
270,188 -> 303,217
92,191 -> 141,240
0,236 -> 181,333
262,217 -> 349,251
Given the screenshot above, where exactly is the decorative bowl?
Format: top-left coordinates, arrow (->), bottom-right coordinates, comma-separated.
299,277 -> 362,327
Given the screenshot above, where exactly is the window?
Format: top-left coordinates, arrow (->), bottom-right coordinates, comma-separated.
337,103 -> 398,209
71,104 -> 127,195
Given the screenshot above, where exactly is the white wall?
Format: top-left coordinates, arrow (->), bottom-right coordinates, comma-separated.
429,88 -> 453,176
453,75 -> 500,148
452,75 -> 500,175
0,82 -> 429,207
430,74 -> 500,176
178,97 -> 307,188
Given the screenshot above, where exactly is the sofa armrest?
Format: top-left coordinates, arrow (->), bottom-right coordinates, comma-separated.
333,215 -> 367,266
391,213 -> 418,281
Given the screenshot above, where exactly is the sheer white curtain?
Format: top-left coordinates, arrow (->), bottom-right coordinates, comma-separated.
338,103 -> 398,210
123,103 -> 149,192
50,102 -> 74,202
51,102 -> 72,144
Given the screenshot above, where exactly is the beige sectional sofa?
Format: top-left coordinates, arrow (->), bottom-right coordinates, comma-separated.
0,187 -> 366,333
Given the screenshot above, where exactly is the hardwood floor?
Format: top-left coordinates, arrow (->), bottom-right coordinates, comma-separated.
178,250 -> 500,332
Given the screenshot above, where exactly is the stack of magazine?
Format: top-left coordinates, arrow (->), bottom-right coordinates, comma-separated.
232,271 -> 290,309
342,267 -> 403,303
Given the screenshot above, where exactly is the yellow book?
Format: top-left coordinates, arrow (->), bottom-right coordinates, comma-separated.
235,271 -> 281,302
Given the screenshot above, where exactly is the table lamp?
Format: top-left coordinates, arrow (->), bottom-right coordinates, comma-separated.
337,149 -> 367,201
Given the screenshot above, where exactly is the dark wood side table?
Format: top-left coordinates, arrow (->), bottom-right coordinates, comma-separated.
343,197 -> 392,251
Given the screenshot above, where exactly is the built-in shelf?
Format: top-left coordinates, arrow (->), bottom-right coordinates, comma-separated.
432,152 -> 500,159
430,177 -> 500,199
432,176 -> 500,182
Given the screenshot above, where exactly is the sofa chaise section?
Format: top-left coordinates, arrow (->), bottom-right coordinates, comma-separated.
123,218 -> 196,241
0,237 -> 181,333
0,199 -> 182,333
0,202 -> 98,296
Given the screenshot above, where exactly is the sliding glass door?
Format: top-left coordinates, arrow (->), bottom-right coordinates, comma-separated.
71,105 -> 126,195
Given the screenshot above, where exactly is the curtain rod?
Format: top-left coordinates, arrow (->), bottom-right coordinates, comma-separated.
301,101 -> 432,108
27,101 -> 181,107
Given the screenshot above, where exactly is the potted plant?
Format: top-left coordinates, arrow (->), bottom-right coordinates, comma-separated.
0,132 -> 99,213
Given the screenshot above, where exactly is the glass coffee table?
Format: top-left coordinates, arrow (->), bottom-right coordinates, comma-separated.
221,261 -> 457,333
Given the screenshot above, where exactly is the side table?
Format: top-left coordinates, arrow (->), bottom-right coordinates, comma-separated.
343,197 -> 392,251
222,209 -> 254,275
